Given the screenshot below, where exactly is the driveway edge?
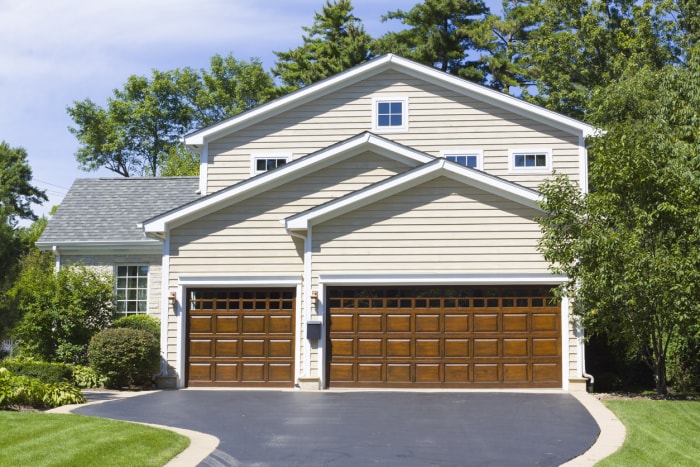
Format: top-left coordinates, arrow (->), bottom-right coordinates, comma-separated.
561,391 -> 626,466
47,390 -> 219,467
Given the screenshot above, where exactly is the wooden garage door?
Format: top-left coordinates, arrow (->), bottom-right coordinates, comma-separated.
187,288 -> 295,387
327,286 -> 561,388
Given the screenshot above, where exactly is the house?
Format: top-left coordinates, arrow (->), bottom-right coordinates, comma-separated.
39,54 -> 595,390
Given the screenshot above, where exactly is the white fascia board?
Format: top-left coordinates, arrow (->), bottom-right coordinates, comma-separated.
185,56 -> 395,147
319,273 -> 568,286
386,55 -> 597,138
285,159 -> 542,231
178,275 -> 302,287
36,240 -> 162,253
144,133 -> 433,233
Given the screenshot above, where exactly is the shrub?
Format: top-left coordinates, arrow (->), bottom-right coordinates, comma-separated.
10,251 -> 115,365
89,328 -> 159,389
71,365 -> 106,389
112,315 -> 160,339
0,357 -> 73,383
0,368 -> 85,409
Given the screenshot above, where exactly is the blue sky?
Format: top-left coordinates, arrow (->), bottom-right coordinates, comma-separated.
0,0 -> 501,221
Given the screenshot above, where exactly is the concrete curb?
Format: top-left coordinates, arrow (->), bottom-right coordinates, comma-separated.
561,392 -> 627,466
46,390 -> 219,467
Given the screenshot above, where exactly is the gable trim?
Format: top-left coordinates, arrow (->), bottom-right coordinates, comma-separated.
285,158 -> 542,231
143,132 -> 434,233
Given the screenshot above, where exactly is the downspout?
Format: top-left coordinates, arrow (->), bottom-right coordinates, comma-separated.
288,229 -> 312,378
576,319 -> 595,392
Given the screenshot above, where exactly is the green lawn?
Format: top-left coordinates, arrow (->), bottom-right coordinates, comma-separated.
0,412 -> 189,466
598,399 -> 700,466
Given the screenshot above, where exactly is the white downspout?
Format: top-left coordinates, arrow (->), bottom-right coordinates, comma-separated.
52,245 -> 61,272
288,230 -> 312,378
577,321 -> 595,391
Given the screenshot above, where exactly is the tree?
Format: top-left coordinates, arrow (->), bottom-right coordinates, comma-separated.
537,59 -> 700,394
374,0 -> 489,81
68,55 -> 276,177
273,0 -> 373,90
469,0 -> 537,92
0,142 -> 47,227
10,251 -> 115,365
521,0 -> 677,119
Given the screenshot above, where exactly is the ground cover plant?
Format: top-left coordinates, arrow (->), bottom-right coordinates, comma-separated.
598,399 -> 700,466
0,412 -> 189,466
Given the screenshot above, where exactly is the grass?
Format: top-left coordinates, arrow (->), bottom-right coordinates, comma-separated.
0,411 -> 190,466
598,399 -> 700,466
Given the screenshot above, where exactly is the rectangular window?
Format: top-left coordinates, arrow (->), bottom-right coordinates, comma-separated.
372,97 -> 408,132
509,149 -> 552,173
442,150 -> 483,170
251,154 -> 291,175
115,265 -> 149,316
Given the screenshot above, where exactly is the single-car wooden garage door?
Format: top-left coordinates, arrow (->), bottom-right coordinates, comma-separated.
187,288 -> 295,387
327,286 -> 561,388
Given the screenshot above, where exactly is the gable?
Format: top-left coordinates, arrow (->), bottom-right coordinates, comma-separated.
285,158 -> 540,232
144,133 -> 433,234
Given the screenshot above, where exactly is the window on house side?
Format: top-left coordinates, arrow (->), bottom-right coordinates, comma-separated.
115,265 -> 149,316
256,158 -> 287,172
446,154 -> 478,168
377,101 -> 403,128
514,153 -> 547,168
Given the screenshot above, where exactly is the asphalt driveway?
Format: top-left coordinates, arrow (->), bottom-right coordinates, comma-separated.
73,390 -> 599,466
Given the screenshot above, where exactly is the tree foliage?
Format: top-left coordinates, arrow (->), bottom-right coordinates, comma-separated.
67,55 -> 275,177
374,0 -> 489,80
538,57 -> 700,394
273,0 -> 372,90
0,142 -> 47,227
10,251 -> 115,365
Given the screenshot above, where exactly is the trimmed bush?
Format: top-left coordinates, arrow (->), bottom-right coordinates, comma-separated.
0,357 -> 73,384
88,328 -> 159,389
112,315 -> 160,339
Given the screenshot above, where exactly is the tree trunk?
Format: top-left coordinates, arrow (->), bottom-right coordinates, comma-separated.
654,354 -> 668,395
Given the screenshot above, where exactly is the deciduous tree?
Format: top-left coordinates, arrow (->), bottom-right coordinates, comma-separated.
538,58 -> 700,394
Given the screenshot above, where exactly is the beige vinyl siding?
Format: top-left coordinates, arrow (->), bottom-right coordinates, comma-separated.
206,70 -> 581,192
166,152 -> 412,371
311,176 -> 547,277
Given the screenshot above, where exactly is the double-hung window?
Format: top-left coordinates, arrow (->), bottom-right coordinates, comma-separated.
509,149 -> 552,173
115,265 -> 149,316
372,97 -> 408,132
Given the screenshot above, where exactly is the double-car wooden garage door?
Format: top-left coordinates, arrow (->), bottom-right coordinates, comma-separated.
327,286 -> 561,388
187,288 -> 295,387
186,285 -> 561,388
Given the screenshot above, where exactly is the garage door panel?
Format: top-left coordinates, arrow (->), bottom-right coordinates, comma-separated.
215,339 -> 238,357
190,339 -> 213,357
190,315 -> 213,333
187,288 -> 295,387
328,286 -> 561,388
444,314 -> 469,332
358,315 -> 382,332
387,314 -> 411,332
415,314 -> 440,332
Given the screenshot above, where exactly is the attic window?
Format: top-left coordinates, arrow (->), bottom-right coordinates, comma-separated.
442,150 -> 483,170
251,154 -> 291,175
509,149 -> 552,173
372,96 -> 408,132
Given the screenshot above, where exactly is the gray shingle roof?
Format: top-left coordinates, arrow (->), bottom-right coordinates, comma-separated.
38,177 -> 200,245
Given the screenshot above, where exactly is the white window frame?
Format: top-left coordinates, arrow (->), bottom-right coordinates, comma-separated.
441,149 -> 483,171
372,96 -> 408,132
508,148 -> 552,174
251,153 -> 292,176
114,264 -> 149,316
